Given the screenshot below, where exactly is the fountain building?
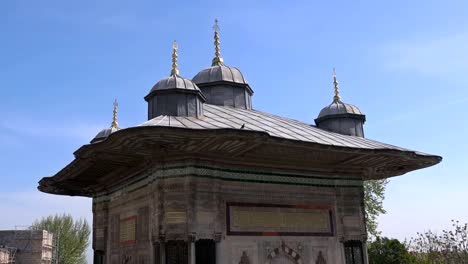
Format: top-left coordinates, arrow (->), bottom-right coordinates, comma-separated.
38,21 -> 441,264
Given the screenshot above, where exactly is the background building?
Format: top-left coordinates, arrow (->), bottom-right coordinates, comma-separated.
0,247 -> 11,264
0,230 -> 54,264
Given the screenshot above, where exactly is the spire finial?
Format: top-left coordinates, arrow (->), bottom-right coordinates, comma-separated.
111,99 -> 119,129
171,40 -> 179,76
333,68 -> 341,103
212,18 -> 224,66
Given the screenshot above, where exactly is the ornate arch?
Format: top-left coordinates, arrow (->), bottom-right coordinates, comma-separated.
266,242 -> 303,264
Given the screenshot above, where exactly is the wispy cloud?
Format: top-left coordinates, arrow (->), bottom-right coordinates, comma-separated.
0,116 -> 103,143
368,95 -> 468,128
382,32 -> 468,75
0,191 -> 92,229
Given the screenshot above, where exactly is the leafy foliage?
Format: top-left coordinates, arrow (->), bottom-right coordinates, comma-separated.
368,237 -> 416,264
407,220 -> 468,264
364,179 -> 389,239
31,214 -> 90,264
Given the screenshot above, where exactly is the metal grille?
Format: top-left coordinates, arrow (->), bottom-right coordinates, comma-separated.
344,241 -> 364,264
165,241 -> 188,264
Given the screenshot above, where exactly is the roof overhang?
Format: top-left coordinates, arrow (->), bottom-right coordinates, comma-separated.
38,126 -> 441,197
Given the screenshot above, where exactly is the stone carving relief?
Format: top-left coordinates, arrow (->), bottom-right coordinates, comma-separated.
239,251 -> 251,264
315,251 -> 326,264
232,243 -> 257,264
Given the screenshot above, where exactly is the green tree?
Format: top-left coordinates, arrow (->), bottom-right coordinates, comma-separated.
31,214 -> 90,264
407,220 -> 468,264
368,237 -> 416,264
364,179 -> 389,239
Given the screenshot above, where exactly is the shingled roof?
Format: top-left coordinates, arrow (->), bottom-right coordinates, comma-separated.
37,103 -> 442,196
140,104 -> 429,156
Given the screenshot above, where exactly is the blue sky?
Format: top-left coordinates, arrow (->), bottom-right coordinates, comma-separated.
1,0 -> 467,261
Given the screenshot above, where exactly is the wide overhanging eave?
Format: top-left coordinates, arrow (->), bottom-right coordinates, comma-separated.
37,126 -> 442,196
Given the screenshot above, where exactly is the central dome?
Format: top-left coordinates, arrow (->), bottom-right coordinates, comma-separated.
192,21 -> 253,109
192,61 -> 253,109
192,61 -> 248,85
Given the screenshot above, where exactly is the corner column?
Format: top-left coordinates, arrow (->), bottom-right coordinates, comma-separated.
92,199 -> 108,264
159,234 -> 166,264
189,233 -> 196,264
214,232 -> 222,264
363,239 -> 369,264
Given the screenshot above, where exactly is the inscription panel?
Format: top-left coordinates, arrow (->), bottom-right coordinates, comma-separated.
165,211 -> 187,224
120,216 -> 136,245
227,203 -> 334,236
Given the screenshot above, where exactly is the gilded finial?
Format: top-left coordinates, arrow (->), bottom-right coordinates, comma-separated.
212,18 -> 224,65
333,68 -> 341,103
111,99 -> 119,129
171,40 -> 179,76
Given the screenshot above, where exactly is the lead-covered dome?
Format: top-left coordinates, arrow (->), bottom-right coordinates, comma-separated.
91,100 -> 120,143
144,73 -> 206,119
144,41 -> 206,120
192,20 -> 253,109
317,101 -> 363,119
192,61 -> 248,85
90,127 -> 119,143
315,70 -> 366,137
148,74 -> 200,93
193,61 -> 253,109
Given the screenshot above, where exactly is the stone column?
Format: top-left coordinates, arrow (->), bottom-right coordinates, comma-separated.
152,240 -> 160,264
214,232 -> 222,264
92,200 -> 109,259
362,240 -> 370,264
189,233 -> 196,264
159,234 -> 166,264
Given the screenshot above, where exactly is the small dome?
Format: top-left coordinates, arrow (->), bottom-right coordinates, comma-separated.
149,74 -> 200,93
145,41 -> 206,119
90,127 -> 119,143
315,69 -> 366,137
144,74 -> 206,119
317,101 -> 363,120
193,62 -> 248,85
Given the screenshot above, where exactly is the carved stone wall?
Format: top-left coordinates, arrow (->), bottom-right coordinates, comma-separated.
92,161 -> 367,264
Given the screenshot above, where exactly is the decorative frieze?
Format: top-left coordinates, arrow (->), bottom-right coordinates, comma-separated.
94,164 -> 362,203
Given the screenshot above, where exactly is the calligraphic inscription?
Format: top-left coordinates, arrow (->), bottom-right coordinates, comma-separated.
120,216 -> 136,245
227,203 -> 333,236
165,211 -> 187,224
